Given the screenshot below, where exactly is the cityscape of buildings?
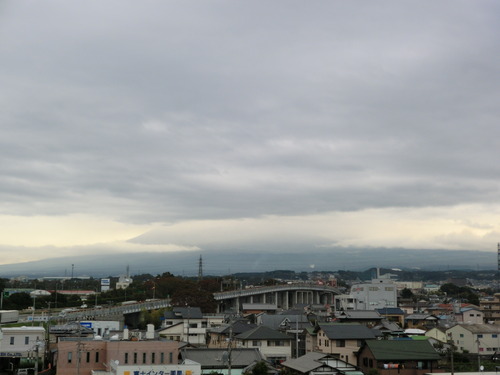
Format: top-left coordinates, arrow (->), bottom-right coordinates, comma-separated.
2,2 -> 500,375
0,262 -> 497,375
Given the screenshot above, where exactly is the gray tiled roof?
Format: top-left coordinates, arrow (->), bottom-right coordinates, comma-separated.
235,325 -> 292,340
260,314 -> 310,330
363,340 -> 441,361
209,321 -> 257,335
405,314 -> 438,320
335,310 -> 382,319
376,308 -> 405,315
180,348 -> 263,368
455,324 -> 500,334
164,307 -> 203,319
319,323 -> 380,340
282,352 -> 356,373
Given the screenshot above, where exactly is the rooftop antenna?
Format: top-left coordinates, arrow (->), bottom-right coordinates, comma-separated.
198,255 -> 203,282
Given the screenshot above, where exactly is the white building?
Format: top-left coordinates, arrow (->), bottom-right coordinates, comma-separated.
455,307 -> 484,324
0,326 -> 45,370
334,294 -> 360,311
446,324 -> 500,356
234,325 -> 293,364
348,279 -> 398,310
158,307 -> 224,345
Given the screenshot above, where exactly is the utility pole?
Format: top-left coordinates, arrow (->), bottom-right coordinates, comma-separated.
448,339 -> 454,375
227,323 -> 232,375
295,317 -> 299,358
477,337 -> 481,372
76,324 -> 83,375
186,305 -> 190,345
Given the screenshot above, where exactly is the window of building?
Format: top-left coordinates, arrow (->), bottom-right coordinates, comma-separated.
252,340 -> 261,346
369,287 -> 378,291
385,287 -> 394,291
86,352 -> 90,363
24,337 -> 29,345
492,334 -> 498,338
152,352 -> 155,364
124,353 -> 129,364
459,334 -> 464,338
477,334 -> 483,338
336,340 -> 346,347
160,352 -> 164,364
169,352 -> 173,364
134,352 -> 138,364
189,323 -> 197,329
68,352 -> 73,364
143,352 -> 147,364
95,352 -> 99,363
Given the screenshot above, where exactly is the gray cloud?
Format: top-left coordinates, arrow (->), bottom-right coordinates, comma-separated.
1,1 -> 499,227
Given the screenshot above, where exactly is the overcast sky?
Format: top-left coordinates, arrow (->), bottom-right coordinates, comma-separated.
1,1 -> 499,265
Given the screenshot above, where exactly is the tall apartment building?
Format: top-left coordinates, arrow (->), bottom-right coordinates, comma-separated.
480,293 -> 500,324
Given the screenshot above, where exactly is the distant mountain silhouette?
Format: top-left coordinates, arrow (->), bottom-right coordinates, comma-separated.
0,247 -> 495,278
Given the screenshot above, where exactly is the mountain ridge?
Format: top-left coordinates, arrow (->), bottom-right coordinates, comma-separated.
0,247 -> 495,278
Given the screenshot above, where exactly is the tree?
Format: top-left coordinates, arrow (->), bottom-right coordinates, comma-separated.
400,288 -> 414,299
4,292 -> 32,309
250,361 -> 269,375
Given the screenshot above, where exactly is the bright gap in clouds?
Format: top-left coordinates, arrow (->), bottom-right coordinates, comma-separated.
0,203 -> 497,265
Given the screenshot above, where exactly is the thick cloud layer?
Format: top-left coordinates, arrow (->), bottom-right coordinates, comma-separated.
0,1 -> 499,263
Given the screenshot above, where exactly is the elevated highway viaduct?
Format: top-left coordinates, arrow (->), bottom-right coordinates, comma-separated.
213,284 -> 340,313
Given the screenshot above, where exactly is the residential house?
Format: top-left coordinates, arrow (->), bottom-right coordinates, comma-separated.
313,323 -> 380,366
375,308 -> 405,326
455,307 -> 484,324
180,348 -> 274,375
404,314 -> 439,330
207,320 -> 257,348
258,313 -> 311,357
446,323 -> 500,356
234,325 -> 293,364
159,307 -> 224,345
282,352 -> 361,375
357,339 -> 443,375
241,303 -> 278,315
333,310 -> 383,328
426,327 -> 448,344
372,320 -> 405,338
